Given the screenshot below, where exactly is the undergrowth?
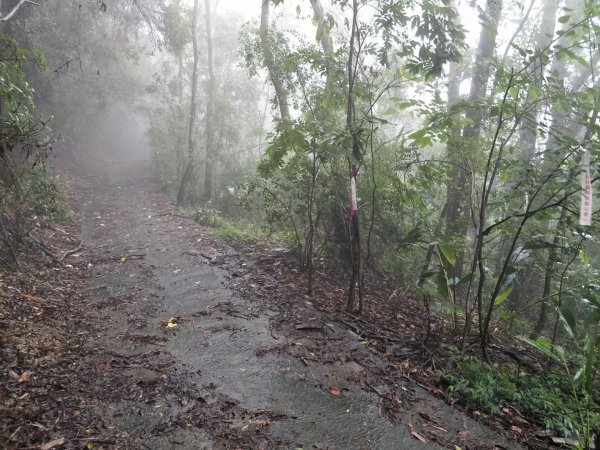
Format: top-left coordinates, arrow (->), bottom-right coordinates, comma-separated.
192,207 -> 264,246
438,352 -> 599,440
24,165 -> 74,224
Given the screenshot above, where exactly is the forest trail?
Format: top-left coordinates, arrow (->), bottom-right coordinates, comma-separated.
75,158 -> 519,449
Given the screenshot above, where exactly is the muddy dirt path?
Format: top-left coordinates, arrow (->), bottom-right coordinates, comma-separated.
79,159 -> 519,449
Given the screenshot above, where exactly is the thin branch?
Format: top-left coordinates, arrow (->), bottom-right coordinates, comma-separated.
0,0 -> 38,22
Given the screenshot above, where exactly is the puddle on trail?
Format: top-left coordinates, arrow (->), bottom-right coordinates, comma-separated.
81,161 -> 518,449
156,264 -> 439,448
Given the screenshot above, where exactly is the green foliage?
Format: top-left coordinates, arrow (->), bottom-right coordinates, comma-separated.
0,162 -> 73,226
438,354 -> 598,438
0,32 -> 46,148
23,165 -> 73,223
194,207 -> 224,228
521,312 -> 600,447
192,206 -> 263,246
161,0 -> 191,57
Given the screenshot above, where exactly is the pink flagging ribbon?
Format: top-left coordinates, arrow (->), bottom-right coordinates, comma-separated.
350,166 -> 358,217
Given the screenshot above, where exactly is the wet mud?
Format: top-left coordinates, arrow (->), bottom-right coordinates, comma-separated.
78,159 -> 522,449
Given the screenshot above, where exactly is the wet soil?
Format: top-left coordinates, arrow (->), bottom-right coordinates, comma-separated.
1,158 -> 530,449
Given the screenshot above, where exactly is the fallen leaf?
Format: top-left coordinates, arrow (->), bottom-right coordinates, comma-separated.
411,431 -> 427,443
18,371 -> 31,383
329,389 -> 341,396
251,418 -> 270,427
40,437 -> 65,450
23,294 -> 46,302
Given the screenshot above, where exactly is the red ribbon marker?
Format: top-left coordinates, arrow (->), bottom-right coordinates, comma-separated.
580,152 -> 593,226
349,165 -> 358,217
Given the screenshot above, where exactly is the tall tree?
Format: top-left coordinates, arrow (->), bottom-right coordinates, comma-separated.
176,0 -> 200,205
201,0 -> 216,202
441,0 -> 503,280
260,0 -> 290,122
346,0 -> 363,312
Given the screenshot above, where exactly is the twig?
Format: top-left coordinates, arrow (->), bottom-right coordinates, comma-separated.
364,380 -> 394,402
56,242 -> 82,262
342,310 -> 402,335
0,0 -> 38,22
23,231 -> 58,259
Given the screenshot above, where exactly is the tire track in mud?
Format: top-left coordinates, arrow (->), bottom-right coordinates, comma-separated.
80,160 -> 521,450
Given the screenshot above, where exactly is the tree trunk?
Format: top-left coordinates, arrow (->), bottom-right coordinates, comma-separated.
201,0 -> 215,202
442,0 -> 503,230
440,0 -> 504,287
260,0 -> 290,122
531,212 -> 564,338
346,0 -> 363,313
309,0 -> 332,55
176,0 -> 200,206
507,0 -> 558,311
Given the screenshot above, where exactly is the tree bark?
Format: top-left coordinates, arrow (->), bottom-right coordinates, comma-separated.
260,0 -> 290,122
201,0 -> 215,202
176,0 -> 200,206
346,0 -> 363,313
532,207 -> 565,337
309,0 -> 332,55
440,0 -> 503,283
507,0 -> 558,311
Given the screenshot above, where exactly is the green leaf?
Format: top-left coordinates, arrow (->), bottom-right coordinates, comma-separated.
557,14 -> 570,23
458,272 -> 475,285
438,243 -> 456,267
558,307 -> 576,338
522,239 -> 556,250
579,249 -> 590,264
518,336 -> 560,361
397,226 -> 422,247
528,86 -> 538,101
494,286 -> 513,306
408,129 -> 428,140
419,271 -> 439,280
583,335 -> 597,393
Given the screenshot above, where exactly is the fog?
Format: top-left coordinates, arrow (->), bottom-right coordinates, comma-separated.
2,1 -> 599,446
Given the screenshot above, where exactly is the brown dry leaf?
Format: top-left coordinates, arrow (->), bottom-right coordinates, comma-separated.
39,437 -> 65,450
23,294 -> 46,302
411,431 -> 427,443
250,418 -> 270,427
18,371 -> 31,383
511,425 -> 523,434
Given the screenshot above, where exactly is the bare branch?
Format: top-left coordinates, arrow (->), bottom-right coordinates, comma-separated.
1,0 -> 38,22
